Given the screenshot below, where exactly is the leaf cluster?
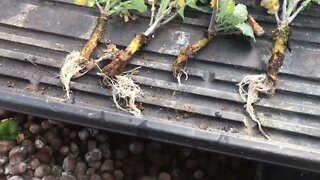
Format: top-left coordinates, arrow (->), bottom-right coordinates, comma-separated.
261,0 -> 319,24
176,0 -> 207,19
260,0 -> 319,15
216,0 -> 255,40
312,0 -> 320,4
300,0 -> 320,7
75,0 -> 147,16
153,0 -> 207,20
145,0 -> 207,31
260,0 -> 280,14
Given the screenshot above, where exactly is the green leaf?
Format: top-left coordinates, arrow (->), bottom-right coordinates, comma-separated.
301,0 -> 311,7
220,0 -> 235,15
74,0 -> 96,7
177,7 -> 185,20
159,0 -> 170,13
260,0 -> 280,14
74,0 -> 87,6
216,2 -> 250,32
232,4 -> 248,22
87,0 -> 96,7
216,0 -> 235,23
199,0 -> 208,4
99,0 -> 110,5
177,0 -> 186,7
312,0 -> 320,4
235,23 -> 255,41
186,0 -> 207,11
0,119 -> 18,140
112,0 -> 147,14
126,0 -> 148,12
302,0 -> 319,7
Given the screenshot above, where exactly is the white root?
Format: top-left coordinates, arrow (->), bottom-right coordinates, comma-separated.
60,51 -> 85,99
99,69 -> 143,117
60,47 -> 116,100
176,69 -> 188,85
238,74 -> 272,140
112,75 -> 142,117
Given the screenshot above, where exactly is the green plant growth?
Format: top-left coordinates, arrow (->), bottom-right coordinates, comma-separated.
0,119 -> 18,140
98,0 -> 206,116
60,0 -> 147,100
238,0 -> 319,140
172,0 -> 262,84
101,0 -> 207,78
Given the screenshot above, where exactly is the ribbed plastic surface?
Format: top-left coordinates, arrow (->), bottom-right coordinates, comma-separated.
0,0 -> 320,172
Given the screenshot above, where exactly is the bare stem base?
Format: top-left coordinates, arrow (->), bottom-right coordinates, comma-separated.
237,24 -> 290,139
60,15 -> 107,99
101,34 -> 148,77
172,32 -> 214,84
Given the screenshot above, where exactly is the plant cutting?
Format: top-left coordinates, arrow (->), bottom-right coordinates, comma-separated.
99,0 -> 206,116
60,0 -> 147,99
172,0 -> 264,84
238,0 -> 319,139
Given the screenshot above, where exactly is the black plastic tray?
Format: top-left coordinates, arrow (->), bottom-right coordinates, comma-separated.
1,0 -> 320,172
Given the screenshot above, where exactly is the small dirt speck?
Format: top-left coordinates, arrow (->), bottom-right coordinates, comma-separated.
6,80 -> 16,88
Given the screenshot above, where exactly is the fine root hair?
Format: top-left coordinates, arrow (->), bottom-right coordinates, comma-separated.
60,48 -> 115,100
238,74 -> 273,140
60,51 -> 85,99
99,67 -> 143,117
175,68 -> 188,85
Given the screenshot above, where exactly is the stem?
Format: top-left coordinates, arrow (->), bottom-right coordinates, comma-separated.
143,1 -> 177,37
208,6 -> 217,33
107,9 -> 116,16
287,0 -> 300,17
159,12 -> 178,26
104,0 -> 112,12
172,0 -> 217,82
101,1 -> 178,77
288,3 -> 305,24
172,32 -> 214,81
154,1 -> 162,20
143,20 -> 158,37
98,0 -> 120,17
275,11 -> 281,25
101,34 -> 148,77
266,23 -> 290,88
80,15 -> 108,59
110,0 -> 121,9
96,2 -> 106,15
149,0 -> 156,26
281,0 -> 287,20
208,0 -> 217,33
